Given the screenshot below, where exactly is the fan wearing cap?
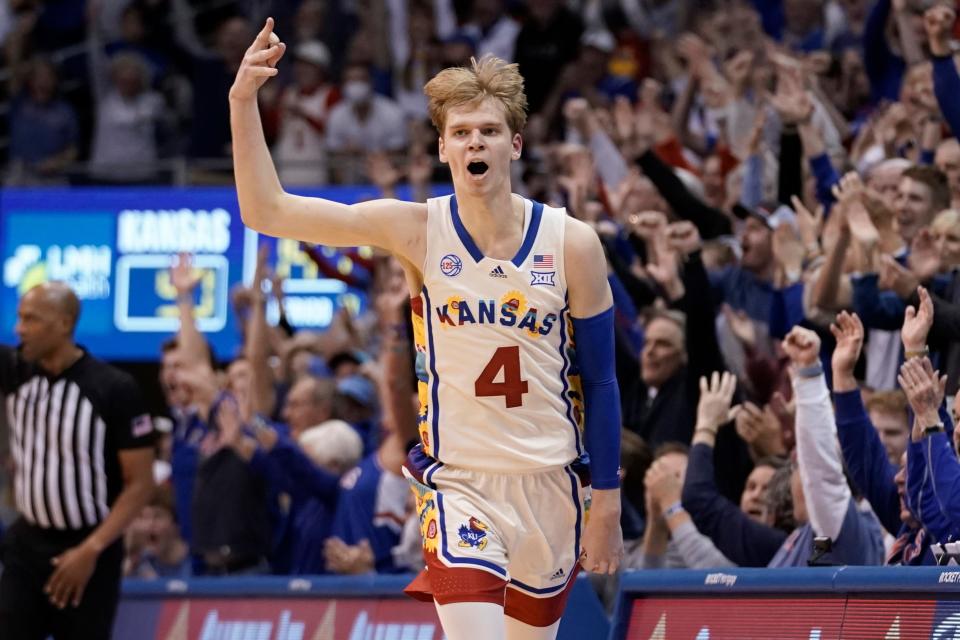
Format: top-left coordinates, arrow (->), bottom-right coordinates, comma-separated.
539,29 -> 635,126
265,40 -> 340,185
334,374 -> 380,455
712,202 -> 797,330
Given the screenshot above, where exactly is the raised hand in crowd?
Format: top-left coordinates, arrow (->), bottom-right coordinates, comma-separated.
782,326 -> 821,370
171,252 -> 203,298
722,304 -> 757,350
829,311 -> 864,393
901,286 -> 935,354
627,210 -> 668,244
692,371 -> 739,448
898,357 -> 947,443
773,223 -> 805,286
665,221 -> 702,258
735,403 -> 787,460
925,3 -> 957,57
791,195 -> 824,258
770,64 -> 813,126
880,255 -> 922,299
646,230 -> 685,302
908,228 -> 943,282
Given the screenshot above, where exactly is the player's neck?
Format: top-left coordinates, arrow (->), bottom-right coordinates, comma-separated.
453,189 -> 523,258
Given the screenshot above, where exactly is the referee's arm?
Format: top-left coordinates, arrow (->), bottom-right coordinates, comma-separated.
45,378 -> 155,609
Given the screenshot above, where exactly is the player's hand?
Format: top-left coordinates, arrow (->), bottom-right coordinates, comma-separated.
229,17 -> 286,102
579,488 -> 623,575
45,542 -> 99,608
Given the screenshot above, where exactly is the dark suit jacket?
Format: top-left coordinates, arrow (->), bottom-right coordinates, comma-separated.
621,252 -> 753,501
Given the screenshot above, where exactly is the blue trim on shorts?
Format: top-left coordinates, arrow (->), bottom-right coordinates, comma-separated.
424,460 -> 442,490
422,286 -> 441,458
566,466 -> 583,567
509,577 -> 569,595
405,444 -> 439,485
437,492 -> 508,578
558,303 -> 583,455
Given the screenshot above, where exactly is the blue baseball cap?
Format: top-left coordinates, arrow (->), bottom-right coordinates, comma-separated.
336,374 -> 378,409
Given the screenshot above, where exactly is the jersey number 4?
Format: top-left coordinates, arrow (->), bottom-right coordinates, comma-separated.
475,346 -> 529,408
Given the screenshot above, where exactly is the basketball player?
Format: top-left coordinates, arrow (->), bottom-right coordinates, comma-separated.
229,19 -> 622,640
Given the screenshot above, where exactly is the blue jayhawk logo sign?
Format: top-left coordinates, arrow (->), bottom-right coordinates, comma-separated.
458,517 -> 490,550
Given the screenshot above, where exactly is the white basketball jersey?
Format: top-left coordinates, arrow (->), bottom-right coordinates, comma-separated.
410,195 -> 585,473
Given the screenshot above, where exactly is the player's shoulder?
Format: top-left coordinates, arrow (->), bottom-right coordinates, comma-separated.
562,215 -> 603,258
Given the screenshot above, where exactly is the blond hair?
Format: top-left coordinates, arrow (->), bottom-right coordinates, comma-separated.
424,56 -> 528,135
865,390 -> 908,418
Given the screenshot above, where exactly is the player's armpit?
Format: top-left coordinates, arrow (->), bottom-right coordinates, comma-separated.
563,217 -> 613,318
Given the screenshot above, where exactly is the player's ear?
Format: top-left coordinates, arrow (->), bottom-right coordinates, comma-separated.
438,136 -> 448,163
511,133 -> 522,160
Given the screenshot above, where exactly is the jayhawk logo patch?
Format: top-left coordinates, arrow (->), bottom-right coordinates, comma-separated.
458,517 -> 490,550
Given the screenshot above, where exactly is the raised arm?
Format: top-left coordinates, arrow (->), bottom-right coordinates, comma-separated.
892,0 -> 926,66
830,312 -> 901,534
926,6 -> 960,138
783,326 -> 849,542
171,253 -> 212,370
900,357 -> 960,540
245,246 -> 276,420
684,372 -> 788,567
228,18 -> 424,257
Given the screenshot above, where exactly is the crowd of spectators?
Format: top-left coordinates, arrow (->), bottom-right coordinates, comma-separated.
2,0 -> 960,604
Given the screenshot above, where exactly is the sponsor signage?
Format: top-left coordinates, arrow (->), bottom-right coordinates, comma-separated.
114,597 -> 445,640
0,187 -> 433,359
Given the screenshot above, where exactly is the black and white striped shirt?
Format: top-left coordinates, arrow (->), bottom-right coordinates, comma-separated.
1,346 -> 154,530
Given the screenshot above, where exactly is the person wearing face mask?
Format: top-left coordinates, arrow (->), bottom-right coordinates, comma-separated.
325,62 -> 407,182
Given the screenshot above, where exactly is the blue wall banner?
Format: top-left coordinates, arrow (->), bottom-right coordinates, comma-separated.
0,186 -> 451,361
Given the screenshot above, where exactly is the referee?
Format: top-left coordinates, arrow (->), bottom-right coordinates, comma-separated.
0,282 -> 155,639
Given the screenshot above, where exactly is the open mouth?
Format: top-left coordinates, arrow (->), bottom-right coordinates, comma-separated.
467,161 -> 489,176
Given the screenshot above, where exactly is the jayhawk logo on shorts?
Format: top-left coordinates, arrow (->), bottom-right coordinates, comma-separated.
458,517 -> 490,550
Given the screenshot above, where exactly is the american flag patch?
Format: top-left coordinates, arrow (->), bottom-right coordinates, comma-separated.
533,254 -> 554,269
132,414 -> 153,438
